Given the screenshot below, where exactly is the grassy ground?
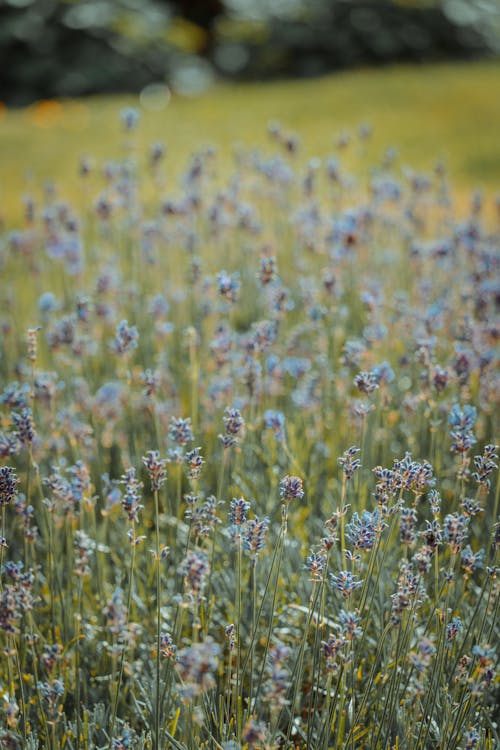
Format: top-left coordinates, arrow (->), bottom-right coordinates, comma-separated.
1,59 -> 499,223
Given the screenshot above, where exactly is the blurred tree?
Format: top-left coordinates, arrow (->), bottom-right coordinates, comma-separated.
0,0 -> 497,104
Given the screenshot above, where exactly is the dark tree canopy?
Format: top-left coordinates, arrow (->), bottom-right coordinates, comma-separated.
0,0 -> 498,105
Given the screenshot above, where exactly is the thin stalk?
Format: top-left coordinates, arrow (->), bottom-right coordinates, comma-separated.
234,542 -> 243,743
344,622 -> 392,747
371,625 -> 403,750
154,488 -> 162,750
281,582 -> 322,748
28,615 -> 52,748
248,561 -> 258,706
108,522 -> 136,749
319,664 -> 345,750
75,576 -> 83,749
414,557 -> 455,750
251,515 -> 286,713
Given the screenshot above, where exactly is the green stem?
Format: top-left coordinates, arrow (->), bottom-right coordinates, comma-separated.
154,489 -> 162,750
108,523 -> 136,748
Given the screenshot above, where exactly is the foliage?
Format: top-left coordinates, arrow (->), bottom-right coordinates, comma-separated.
0,103 -> 498,749
1,0 -> 499,104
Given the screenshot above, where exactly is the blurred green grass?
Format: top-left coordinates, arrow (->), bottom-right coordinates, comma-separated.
1,59 -> 499,222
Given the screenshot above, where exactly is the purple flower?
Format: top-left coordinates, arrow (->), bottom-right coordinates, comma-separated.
219,406 -> 245,448
279,474 -> 304,503
120,468 -> 143,523
346,508 -> 385,551
0,467 -> 18,506
264,410 -> 285,441
111,320 -> 139,357
449,403 -> 477,454
142,450 -> 168,491
330,570 -> 363,599
338,446 -> 361,480
444,513 -> 470,554
168,417 -> 193,447
242,516 -> 270,559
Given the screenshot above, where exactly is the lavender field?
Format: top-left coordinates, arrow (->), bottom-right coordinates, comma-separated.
0,95 -> 499,749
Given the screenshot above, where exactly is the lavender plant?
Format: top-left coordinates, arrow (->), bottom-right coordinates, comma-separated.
0,109 -> 498,750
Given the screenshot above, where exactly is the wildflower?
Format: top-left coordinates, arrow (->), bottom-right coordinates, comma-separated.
111,320 -> 139,357
103,588 -> 126,637
140,368 -> 161,398
462,728 -> 481,749
229,497 -> 251,527
127,530 -> 146,547
41,644 -> 62,673
264,643 -> 291,712
371,361 -> 395,385
264,409 -> 285,440
101,474 -> 122,514
346,508 -> 385,551
27,326 -> 41,362
13,496 -> 37,542
242,517 -> 270,560
305,550 -> 328,581
391,562 -> 424,625
432,364 -> 449,392
0,467 -> 18,506
242,357 -> 262,399
427,489 -> 441,516
420,519 -> 442,552
354,370 -> 379,395
217,270 -> 240,304
168,417 -> 193,447
279,474 -> 304,503
330,570 -> 363,599
142,450 -> 168,491
460,545 -> 484,575
321,633 -> 347,673
94,381 -> 124,422
74,530 -> 94,577
400,506 -> 418,546
3,695 -> 19,729
443,513 -> 470,554
219,406 -> 245,448
471,444 -> 498,491
408,637 -> 435,672
338,446 -> 361,480
185,495 -> 221,538
38,679 -> 64,723
446,616 -> 463,645
225,623 -> 235,650
176,639 -> 220,700
1,382 -> 30,410
184,447 -> 204,480
258,254 -> 277,286
412,545 -> 433,574
460,497 -> 483,518
180,549 -> 209,601
11,408 -> 35,446
113,724 -> 136,750
338,609 -> 363,640
393,453 -> 435,493
159,632 -> 176,660
120,107 -> 140,131
449,403 -> 477,453
469,644 -> 496,695
242,718 -> 268,748
150,141 -> 165,166
120,468 -> 143,523
249,319 -> 279,353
